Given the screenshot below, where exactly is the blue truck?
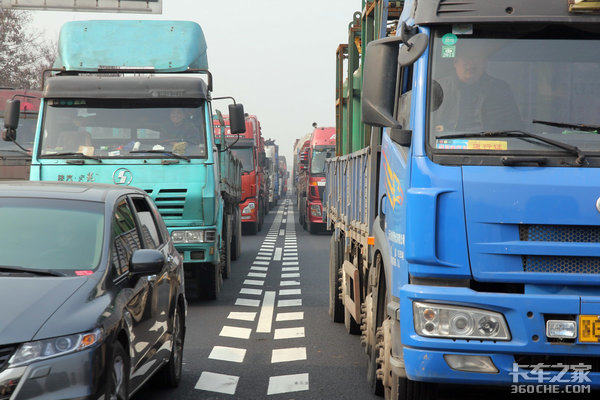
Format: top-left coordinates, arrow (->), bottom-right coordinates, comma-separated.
3,20 -> 246,300
326,0 -> 600,398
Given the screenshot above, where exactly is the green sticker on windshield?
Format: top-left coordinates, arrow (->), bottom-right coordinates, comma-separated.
441,33 -> 458,46
441,45 -> 456,58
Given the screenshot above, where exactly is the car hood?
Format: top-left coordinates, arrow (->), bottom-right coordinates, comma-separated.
0,276 -> 87,344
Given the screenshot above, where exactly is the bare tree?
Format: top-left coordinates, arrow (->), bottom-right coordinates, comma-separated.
0,9 -> 56,90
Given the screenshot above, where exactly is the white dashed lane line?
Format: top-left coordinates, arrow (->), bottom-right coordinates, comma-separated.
196,372 -> 239,395
267,373 -> 309,395
209,346 -> 247,363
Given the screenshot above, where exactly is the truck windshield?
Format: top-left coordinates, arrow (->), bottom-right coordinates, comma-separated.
428,25 -> 600,160
311,146 -> 335,175
39,99 -> 207,159
231,147 -> 254,172
0,198 -> 104,274
0,115 -> 37,153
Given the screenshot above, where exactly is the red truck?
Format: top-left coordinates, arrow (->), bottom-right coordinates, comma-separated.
296,126 -> 336,233
214,114 -> 266,234
0,89 -> 41,180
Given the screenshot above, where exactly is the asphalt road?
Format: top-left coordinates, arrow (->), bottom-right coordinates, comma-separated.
133,199 -> 379,400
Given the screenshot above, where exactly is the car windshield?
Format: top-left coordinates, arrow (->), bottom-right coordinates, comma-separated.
0,114 -> 37,153
429,25 -> 600,157
231,147 -> 254,172
0,198 -> 104,273
311,146 -> 335,174
39,99 -> 207,158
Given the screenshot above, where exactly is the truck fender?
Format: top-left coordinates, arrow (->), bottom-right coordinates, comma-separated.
371,215 -> 391,293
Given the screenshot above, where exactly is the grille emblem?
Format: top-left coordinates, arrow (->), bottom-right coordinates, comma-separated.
113,168 -> 133,185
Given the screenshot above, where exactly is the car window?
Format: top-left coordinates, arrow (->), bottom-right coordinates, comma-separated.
112,199 -> 141,276
131,196 -> 163,249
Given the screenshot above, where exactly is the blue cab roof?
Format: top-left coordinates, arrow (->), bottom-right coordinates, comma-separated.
55,20 -> 208,72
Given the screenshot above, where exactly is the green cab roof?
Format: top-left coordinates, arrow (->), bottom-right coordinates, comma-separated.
55,20 -> 208,72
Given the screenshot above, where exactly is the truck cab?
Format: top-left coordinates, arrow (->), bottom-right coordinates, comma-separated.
6,20 -> 245,300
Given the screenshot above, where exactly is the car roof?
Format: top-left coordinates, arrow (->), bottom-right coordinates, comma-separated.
0,181 -> 147,203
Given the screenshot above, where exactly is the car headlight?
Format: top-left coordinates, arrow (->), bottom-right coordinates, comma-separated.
172,230 -> 204,243
9,328 -> 103,367
242,202 -> 256,214
413,302 -> 510,340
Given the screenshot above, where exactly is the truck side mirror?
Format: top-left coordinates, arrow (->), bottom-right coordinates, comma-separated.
228,103 -> 246,134
362,32 -> 428,128
2,99 -> 20,141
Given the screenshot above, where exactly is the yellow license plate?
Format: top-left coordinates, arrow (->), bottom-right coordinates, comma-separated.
579,315 -> 600,342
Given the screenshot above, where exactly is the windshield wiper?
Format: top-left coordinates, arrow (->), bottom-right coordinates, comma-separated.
0,266 -> 64,277
41,152 -> 103,162
439,130 -> 586,166
129,150 -> 190,162
533,119 -> 600,133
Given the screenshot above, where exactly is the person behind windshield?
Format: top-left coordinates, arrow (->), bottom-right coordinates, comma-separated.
432,44 -> 522,133
165,108 -> 199,143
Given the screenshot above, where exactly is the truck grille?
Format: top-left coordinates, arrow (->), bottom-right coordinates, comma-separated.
519,224 -> 600,243
145,188 -> 187,219
0,345 -> 16,372
520,225 -> 600,274
437,0 -> 477,15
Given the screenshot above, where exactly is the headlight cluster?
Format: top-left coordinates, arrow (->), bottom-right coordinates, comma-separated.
172,229 -> 216,243
242,202 -> 256,215
9,328 -> 103,367
413,302 -> 510,340
310,204 -> 322,217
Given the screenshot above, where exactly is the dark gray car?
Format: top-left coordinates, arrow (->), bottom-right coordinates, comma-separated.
0,181 -> 186,400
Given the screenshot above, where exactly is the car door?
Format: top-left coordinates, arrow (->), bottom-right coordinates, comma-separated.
111,197 -> 160,389
129,195 -> 177,366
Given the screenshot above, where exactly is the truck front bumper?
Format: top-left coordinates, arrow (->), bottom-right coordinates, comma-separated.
396,285 -> 600,387
240,197 -> 258,222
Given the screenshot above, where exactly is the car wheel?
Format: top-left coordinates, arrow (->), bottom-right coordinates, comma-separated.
154,305 -> 184,388
106,342 -> 128,400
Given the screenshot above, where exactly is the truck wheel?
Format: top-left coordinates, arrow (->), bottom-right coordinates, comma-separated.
247,221 -> 258,235
258,206 -> 264,232
231,210 -> 242,261
329,235 -> 344,323
367,254 -> 386,395
222,232 -> 231,279
345,308 -> 361,335
201,264 -> 222,300
393,375 -> 436,400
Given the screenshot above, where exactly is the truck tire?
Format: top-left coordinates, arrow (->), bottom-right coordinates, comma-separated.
392,376 -> 436,400
222,230 -> 231,279
231,209 -> 242,261
329,234 -> 344,323
200,264 -> 221,300
345,308 -> 361,335
367,253 -> 386,395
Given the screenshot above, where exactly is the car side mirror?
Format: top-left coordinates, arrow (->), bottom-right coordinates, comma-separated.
228,104 -> 246,134
362,31 -> 428,128
130,249 -> 165,276
2,99 -> 20,141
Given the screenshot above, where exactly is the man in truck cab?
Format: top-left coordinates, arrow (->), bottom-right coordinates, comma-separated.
432,42 -> 522,133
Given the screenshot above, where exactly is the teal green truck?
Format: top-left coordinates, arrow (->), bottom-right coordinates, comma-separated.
3,20 -> 246,299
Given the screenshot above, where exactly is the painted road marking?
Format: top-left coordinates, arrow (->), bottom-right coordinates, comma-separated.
228,312 -> 256,321
280,280 -> 300,286
274,327 -> 305,340
219,326 -> 251,339
195,371 -> 239,395
243,279 -> 265,286
248,272 -> 267,278
279,289 -> 301,296
276,312 -> 304,321
253,261 -> 270,266
271,347 -> 307,363
250,266 -> 269,272
267,373 -> 309,395
255,256 -> 272,261
209,346 -> 247,363
273,247 -> 283,261
277,299 -> 303,307
235,298 -> 261,307
282,267 -> 299,272
282,262 -> 299,266
280,229 -> 285,235
256,291 -> 276,333
281,273 -> 300,278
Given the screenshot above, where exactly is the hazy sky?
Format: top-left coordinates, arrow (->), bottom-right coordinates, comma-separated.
28,0 -> 361,163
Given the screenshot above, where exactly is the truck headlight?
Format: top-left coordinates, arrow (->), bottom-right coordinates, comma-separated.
243,202 -> 256,214
9,328 -> 103,367
172,230 -> 204,243
310,204 -> 322,217
413,302 -> 510,340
